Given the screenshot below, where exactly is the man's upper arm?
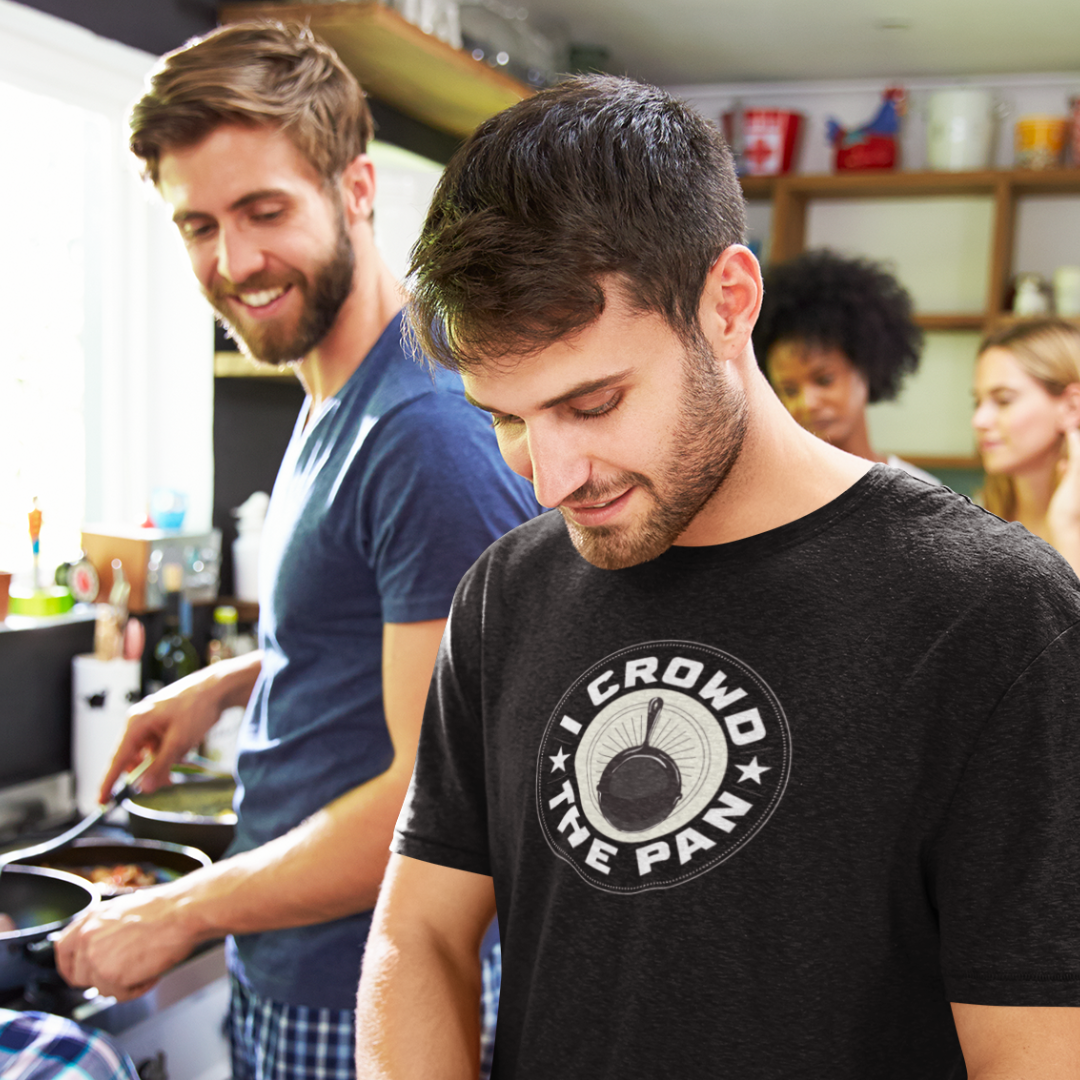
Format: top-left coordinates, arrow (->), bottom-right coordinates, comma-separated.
372,853 -> 496,956
381,619 -> 447,773
952,1002 -> 1080,1078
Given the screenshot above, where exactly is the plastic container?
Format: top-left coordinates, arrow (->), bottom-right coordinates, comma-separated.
926,90 -> 993,171
1014,115 -> 1068,170
231,492 -> 269,604
1053,266 -> 1080,316
72,654 -> 141,815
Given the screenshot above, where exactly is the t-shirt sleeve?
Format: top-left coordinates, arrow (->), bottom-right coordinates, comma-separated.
936,621 -> 1080,1006
357,391 -> 537,624
391,561 -> 492,875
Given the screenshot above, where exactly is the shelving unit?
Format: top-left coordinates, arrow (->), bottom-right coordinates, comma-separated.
214,351 -> 298,381
219,2 -> 533,139
740,168 -> 1080,329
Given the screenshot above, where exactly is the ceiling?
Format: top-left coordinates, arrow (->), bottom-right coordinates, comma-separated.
521,0 -> 1080,87
15,0 -> 1080,90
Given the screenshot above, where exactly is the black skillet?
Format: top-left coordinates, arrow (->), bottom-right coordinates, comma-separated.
597,696 -> 683,831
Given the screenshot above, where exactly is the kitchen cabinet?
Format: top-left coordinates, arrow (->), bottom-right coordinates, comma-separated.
740,168 -> 1080,474
741,168 -> 1080,330
219,1 -> 533,139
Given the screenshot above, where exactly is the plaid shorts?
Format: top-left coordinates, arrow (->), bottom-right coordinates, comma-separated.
0,1008 -> 139,1080
228,976 -> 356,1080
228,937 -> 501,1080
480,942 -> 501,1080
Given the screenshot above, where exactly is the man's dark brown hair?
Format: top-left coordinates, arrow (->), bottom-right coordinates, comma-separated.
407,75 -> 747,372
129,21 -> 374,187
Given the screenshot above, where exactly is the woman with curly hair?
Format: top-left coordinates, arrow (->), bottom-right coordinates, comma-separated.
753,248 -> 935,481
973,318 -> 1080,574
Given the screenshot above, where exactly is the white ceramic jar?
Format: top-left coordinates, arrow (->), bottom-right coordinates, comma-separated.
927,89 -> 994,171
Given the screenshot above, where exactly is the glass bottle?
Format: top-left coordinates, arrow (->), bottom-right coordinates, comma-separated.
206,604 -> 239,665
153,562 -> 199,687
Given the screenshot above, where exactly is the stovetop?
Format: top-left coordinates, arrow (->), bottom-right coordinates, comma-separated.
0,972 -> 97,1018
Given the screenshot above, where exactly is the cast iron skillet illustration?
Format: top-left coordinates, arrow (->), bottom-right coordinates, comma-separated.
597,696 -> 683,831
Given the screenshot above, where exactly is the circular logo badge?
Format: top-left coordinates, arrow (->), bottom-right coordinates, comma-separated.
536,641 -> 790,893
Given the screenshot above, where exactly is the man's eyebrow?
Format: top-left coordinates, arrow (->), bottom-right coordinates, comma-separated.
172,189 -> 289,225
464,369 -> 635,415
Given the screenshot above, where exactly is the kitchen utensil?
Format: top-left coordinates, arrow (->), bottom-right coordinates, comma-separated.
123,775 -> 237,861
0,755 -> 154,880
597,696 -> 683,832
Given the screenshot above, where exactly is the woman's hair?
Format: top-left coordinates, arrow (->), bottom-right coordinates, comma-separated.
129,21 -> 374,187
753,249 -> 922,403
977,318 -> 1080,520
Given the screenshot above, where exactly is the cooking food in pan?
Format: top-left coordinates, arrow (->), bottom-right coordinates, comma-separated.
38,861 -> 179,895
123,777 -> 237,860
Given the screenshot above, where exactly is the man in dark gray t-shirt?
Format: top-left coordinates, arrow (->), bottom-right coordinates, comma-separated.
354,76 -> 1080,1079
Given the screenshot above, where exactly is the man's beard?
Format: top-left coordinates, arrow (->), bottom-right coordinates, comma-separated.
561,334 -> 748,570
208,214 -> 355,365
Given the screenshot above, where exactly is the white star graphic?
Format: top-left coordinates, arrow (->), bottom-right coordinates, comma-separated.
549,747 -> 570,772
736,757 -> 771,784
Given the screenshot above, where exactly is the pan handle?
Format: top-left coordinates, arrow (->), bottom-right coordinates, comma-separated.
25,933 -> 58,968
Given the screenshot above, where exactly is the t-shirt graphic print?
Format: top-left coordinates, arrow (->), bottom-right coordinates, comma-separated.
536,639 -> 791,893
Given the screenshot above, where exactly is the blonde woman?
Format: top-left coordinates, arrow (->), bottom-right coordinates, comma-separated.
972,318 -> 1080,574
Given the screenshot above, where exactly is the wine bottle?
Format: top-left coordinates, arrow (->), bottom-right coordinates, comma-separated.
152,562 -> 199,688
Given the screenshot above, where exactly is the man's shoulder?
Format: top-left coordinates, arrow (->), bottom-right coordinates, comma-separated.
468,510 -> 569,576
867,468 -> 1080,617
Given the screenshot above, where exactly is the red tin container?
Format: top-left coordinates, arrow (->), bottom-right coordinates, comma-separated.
723,109 -> 804,176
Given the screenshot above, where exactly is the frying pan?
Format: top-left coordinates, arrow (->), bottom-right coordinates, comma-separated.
123,776 -> 237,861
15,837 -> 212,894
597,696 -> 683,832
0,865 -> 97,991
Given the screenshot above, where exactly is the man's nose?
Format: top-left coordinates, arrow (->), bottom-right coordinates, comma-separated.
506,424 -> 591,510
215,226 -> 265,286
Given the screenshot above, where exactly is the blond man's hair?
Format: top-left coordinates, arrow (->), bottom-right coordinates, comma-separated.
130,21 -> 374,187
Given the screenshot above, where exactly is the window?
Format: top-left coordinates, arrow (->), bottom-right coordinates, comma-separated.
0,0 -> 213,589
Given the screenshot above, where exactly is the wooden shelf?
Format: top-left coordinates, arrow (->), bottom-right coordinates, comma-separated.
219,2 -> 534,139
741,168 -> 1080,199
214,351 -> 299,380
739,167 -> 1080,328
914,313 -> 987,332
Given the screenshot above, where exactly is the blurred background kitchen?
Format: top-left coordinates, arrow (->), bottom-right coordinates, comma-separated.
1,0 -> 1079,1075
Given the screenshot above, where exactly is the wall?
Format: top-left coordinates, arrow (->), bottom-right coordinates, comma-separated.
671,73 -> 1080,470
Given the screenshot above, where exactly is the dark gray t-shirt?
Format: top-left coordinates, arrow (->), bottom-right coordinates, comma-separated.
394,467 -> 1080,1079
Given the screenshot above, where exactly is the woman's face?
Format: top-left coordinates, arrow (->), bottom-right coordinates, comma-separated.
972,346 -> 1064,477
765,341 -> 869,451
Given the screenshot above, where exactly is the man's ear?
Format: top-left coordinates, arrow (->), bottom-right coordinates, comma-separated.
339,154 -> 376,224
697,245 -> 763,362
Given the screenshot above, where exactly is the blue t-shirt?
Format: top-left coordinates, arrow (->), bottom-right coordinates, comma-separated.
228,312 -> 537,1009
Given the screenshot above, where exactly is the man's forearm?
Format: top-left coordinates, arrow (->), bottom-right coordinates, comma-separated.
356,922 -> 482,1079
174,761 -> 412,942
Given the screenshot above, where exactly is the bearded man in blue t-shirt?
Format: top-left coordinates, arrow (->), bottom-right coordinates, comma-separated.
55,22 -> 535,1080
